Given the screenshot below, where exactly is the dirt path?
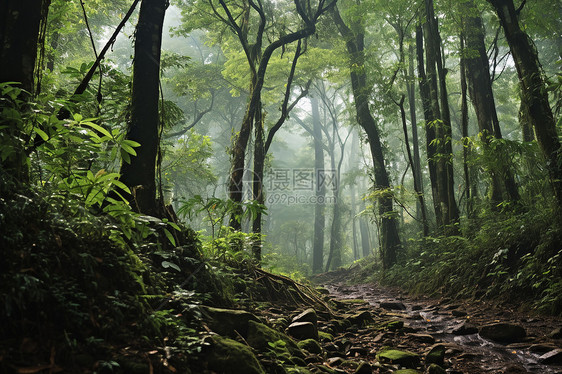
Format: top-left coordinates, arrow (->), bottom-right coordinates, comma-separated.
319,280 -> 562,373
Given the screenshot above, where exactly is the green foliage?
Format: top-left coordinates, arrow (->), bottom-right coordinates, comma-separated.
375,206 -> 562,315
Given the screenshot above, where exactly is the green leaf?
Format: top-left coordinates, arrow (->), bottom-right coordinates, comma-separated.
162,260 -> 180,272
163,228 -> 176,246
34,127 -> 49,141
82,121 -> 112,138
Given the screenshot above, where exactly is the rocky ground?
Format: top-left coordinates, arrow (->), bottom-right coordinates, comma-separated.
197,269 -> 562,374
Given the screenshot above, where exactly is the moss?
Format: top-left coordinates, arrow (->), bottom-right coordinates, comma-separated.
297,338 -> 323,354
208,336 -> 265,374
246,320 -> 304,358
318,331 -> 334,342
377,347 -> 420,368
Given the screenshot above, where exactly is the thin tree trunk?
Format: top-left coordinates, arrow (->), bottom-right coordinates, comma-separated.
251,105 -> 264,262
488,0 -> 562,205
311,97 -> 326,273
120,0 -> 166,215
460,35 -> 473,217
396,96 -> 429,236
407,42 -> 425,224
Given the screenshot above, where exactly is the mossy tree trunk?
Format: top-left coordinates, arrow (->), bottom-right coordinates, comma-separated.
488,0 -> 562,206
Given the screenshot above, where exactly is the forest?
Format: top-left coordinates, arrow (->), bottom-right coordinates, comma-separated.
1,0 -> 561,372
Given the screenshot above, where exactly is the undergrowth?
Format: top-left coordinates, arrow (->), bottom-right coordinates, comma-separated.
357,205 -> 562,316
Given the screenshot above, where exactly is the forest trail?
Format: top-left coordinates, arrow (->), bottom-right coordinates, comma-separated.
313,271 -> 562,373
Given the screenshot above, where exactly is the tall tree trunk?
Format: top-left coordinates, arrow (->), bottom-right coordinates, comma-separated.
0,0 -> 49,93
488,0 -> 562,205
120,0 -> 166,216
0,0 -> 50,182
397,96 -> 429,236
332,6 -> 401,269
251,105 -> 264,262
461,0 -> 520,204
420,0 -> 460,232
325,124 -> 345,271
311,97 -> 326,273
460,35 -> 473,217
407,42 -> 426,225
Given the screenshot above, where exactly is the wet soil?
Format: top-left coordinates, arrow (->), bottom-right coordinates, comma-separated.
320,280 -> 562,373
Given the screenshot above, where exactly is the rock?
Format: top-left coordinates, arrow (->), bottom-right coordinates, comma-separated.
292,308 -> 318,326
348,311 -> 373,326
348,346 -> 368,356
207,335 -> 265,374
352,362 -> 371,374
386,320 -> 404,330
548,327 -> 562,339
452,321 -> 478,335
246,320 -> 303,358
410,333 -> 435,344
380,301 -> 407,310
425,344 -> 445,366
287,321 -> 318,340
451,309 -> 467,317
329,318 -> 352,333
327,357 -> 344,366
289,356 -> 308,367
298,338 -> 323,354
539,349 -> 562,365
529,343 -> 558,353
479,323 -> 526,343
501,364 -> 530,373
316,287 -> 331,295
377,347 -> 420,368
319,331 -> 334,342
200,306 -> 260,338
425,364 -> 446,374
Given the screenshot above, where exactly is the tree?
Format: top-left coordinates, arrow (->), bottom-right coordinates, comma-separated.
487,0 -> 562,205
311,96 -> 326,273
332,4 -> 401,269
0,0 -> 50,93
416,0 -> 459,232
0,0 -> 51,181
223,0 -> 334,230
460,0 -> 519,205
119,0 -> 167,215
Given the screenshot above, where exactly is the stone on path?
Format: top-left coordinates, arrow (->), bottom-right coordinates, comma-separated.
292,308 -> 318,326
548,327 -> 562,339
287,321 -> 318,340
208,335 -> 264,374
452,321 -> 478,335
479,323 -> 526,343
353,361 -> 372,374
409,333 -> 435,344
200,306 -> 259,338
377,347 -> 420,368
539,349 -> 562,365
426,364 -> 446,374
380,301 -> 407,310
425,344 -> 445,366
